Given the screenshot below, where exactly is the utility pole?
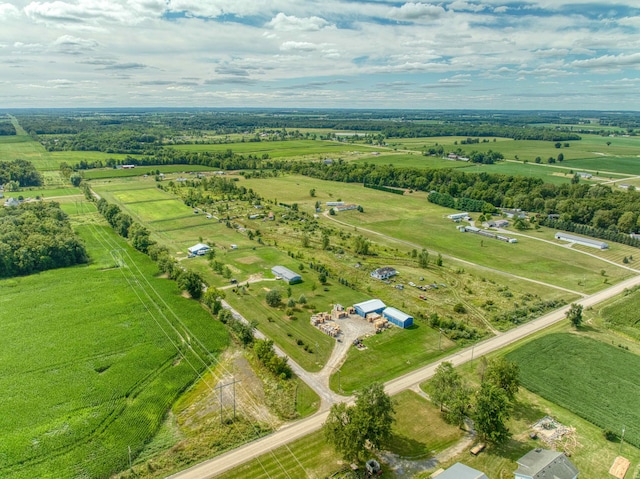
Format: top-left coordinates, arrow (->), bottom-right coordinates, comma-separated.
439,328 -> 443,350
620,425 -> 625,455
215,378 -> 241,425
128,445 -> 132,470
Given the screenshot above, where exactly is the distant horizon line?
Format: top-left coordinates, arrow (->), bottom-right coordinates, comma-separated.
2,107 -> 639,114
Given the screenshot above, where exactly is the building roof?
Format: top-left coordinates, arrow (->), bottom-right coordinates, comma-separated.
383,307 -> 413,322
555,232 -> 608,248
354,299 -> 386,313
435,462 -> 489,479
516,449 -> 578,479
271,265 -> 301,281
187,243 -> 210,253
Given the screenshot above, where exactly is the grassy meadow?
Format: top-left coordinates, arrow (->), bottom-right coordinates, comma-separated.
238,174 -> 633,292
0,220 -> 228,479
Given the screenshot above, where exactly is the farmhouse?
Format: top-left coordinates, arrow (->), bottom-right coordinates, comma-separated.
271,265 -> 302,284
382,307 -> 413,328
187,243 -> 210,256
555,232 -> 608,250
515,448 -> 578,479
353,299 -> 386,317
371,267 -> 398,280
434,462 -> 489,479
3,197 -> 19,207
447,212 -> 469,221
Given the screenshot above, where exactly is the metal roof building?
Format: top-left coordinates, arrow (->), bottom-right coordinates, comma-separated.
515,448 -> 578,479
187,243 -> 210,255
555,232 -> 608,250
353,299 -> 386,317
382,307 -> 414,328
435,463 -> 489,479
271,265 -> 302,284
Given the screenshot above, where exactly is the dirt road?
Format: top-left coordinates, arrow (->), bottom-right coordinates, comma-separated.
169,274 -> 640,479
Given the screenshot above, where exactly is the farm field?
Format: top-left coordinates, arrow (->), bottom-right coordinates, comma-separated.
168,139 -> 386,159
0,221 -> 228,479
238,175 -> 632,292
82,164 -> 212,180
596,286 -> 640,342
506,333 -> 640,448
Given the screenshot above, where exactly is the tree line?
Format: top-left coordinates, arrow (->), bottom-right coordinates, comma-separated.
0,202 -> 87,278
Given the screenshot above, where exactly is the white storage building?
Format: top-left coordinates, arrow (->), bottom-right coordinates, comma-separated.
554,232 -> 608,250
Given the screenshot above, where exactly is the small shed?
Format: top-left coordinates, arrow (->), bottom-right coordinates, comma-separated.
353,299 -> 386,318
382,307 -> 413,328
271,265 -> 302,284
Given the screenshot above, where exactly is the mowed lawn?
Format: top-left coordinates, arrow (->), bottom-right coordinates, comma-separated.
507,333 -> 640,448
0,224 -> 228,479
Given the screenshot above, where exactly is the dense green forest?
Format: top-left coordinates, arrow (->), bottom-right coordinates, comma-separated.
0,120 -> 15,136
0,202 -> 88,277
0,159 -> 43,187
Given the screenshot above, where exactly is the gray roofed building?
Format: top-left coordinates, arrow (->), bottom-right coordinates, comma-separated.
434,462 -> 489,479
515,449 -> 578,479
271,265 -> 302,284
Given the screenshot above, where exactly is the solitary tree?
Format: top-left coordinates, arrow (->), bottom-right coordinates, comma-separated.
430,362 -> 461,411
566,303 -> 583,328
265,289 -> 282,307
324,383 -> 395,461
474,382 -> 512,444
484,357 -> 520,401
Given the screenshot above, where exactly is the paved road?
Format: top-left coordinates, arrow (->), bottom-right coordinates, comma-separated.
169,274 -> 640,479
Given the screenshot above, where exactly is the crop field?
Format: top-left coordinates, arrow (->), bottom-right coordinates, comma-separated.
0,221 -> 228,479
506,333 -> 640,448
461,161 -> 578,185
168,139 -> 386,159
599,287 -> 640,341
561,156 -> 640,176
82,164 -> 212,180
238,175 -> 632,292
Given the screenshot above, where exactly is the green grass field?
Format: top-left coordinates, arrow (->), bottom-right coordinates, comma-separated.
333,320 -> 456,393
0,221 -> 228,479
506,333 -> 640,448
238,175 -> 632,293
168,139 -> 386,159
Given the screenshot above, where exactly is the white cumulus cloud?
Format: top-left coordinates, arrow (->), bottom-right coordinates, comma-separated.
389,2 -> 446,20
266,12 -> 330,31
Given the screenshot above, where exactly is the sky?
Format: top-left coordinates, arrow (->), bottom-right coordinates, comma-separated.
1,0 -> 640,110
